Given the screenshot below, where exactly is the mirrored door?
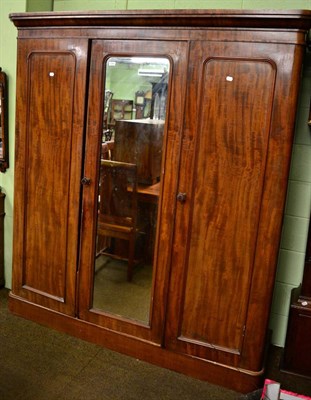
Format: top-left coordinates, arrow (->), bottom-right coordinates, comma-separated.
93,55 -> 169,323
78,39 -> 188,343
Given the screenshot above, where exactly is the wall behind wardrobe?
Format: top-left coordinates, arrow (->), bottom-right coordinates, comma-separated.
0,0 -> 310,348
0,0 -> 27,303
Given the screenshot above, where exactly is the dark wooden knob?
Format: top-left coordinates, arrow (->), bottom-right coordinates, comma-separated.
177,192 -> 187,203
81,177 -> 91,186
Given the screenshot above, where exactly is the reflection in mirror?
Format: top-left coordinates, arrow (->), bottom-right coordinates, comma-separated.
93,56 -> 170,324
0,68 -> 8,172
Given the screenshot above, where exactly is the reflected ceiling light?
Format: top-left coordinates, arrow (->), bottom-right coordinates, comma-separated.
138,69 -> 165,77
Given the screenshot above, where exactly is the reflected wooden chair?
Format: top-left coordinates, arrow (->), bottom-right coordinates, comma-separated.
101,141 -> 114,160
97,160 -> 144,281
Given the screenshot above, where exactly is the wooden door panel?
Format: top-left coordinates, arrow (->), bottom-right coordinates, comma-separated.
165,41 -> 283,367
12,39 -> 88,315
182,59 -> 275,351
24,52 -> 75,299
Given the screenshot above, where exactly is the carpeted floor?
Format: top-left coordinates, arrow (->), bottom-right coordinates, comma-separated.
1,287 -> 311,400
93,256 -> 152,323
0,288 -> 240,400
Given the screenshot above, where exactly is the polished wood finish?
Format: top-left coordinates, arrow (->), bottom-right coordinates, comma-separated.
9,9 -> 311,30
166,51 -> 278,369
114,119 -> 164,184
9,10 -> 311,393
136,182 -> 160,203
0,68 -> 9,172
110,100 -> 133,126
97,160 -> 142,281
0,189 -> 5,287
301,217 -> 311,300
11,38 -> 88,314
283,216 -> 311,377
282,302 -> 311,378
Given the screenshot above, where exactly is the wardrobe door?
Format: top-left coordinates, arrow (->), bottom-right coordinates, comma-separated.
165,40 -> 304,371
78,39 -> 188,343
11,38 -> 88,315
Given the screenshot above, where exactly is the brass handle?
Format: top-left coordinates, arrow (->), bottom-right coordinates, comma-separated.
177,192 -> 187,203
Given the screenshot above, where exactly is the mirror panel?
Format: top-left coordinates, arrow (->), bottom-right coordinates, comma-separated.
0,68 -> 8,172
92,56 -> 170,324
